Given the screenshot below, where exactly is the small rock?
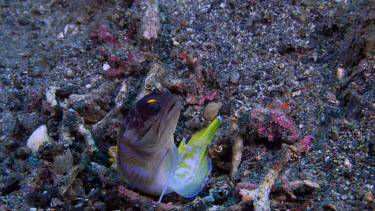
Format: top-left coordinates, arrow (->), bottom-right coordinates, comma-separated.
4,139 -> 20,151
183,106 -> 197,119
198,4 -> 211,14
230,71 -> 240,84
326,92 -> 339,105
291,90 -> 301,97
323,203 -> 337,211
363,191 -> 373,202
55,84 -> 77,99
103,63 -> 110,71
64,24 -> 79,36
16,145 -> 32,160
336,67 -> 346,81
56,165 -> 83,196
71,198 -> 86,208
204,102 -> 222,121
303,180 -> 321,189
17,17 -> 30,26
82,103 -> 107,124
31,66 -> 42,77
0,176 -> 20,195
344,158 -> 351,166
364,31 -> 375,57
26,191 -> 51,208
93,202 -> 106,211
88,188 -> 103,202
297,13 -> 307,23
341,194 -> 349,200
52,149 -> 73,175
46,87 -> 58,107
50,198 -> 64,208
185,116 -> 201,129
64,68 -> 74,78
0,151 -> 7,163
26,125 -> 50,154
57,31 -> 64,39
226,8 -> 233,15
243,87 -> 256,97
70,100 -> 86,114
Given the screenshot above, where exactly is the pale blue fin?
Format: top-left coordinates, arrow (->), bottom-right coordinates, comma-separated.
171,117 -> 221,197
158,142 -> 179,202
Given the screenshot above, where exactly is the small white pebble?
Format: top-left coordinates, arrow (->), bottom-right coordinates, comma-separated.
64,24 -> 79,36
344,158 -> 351,166
57,31 -> 64,39
292,90 -> 301,97
46,87 -> 57,107
336,67 -> 346,81
64,68 -> 74,77
172,37 -> 180,46
103,63 -> 110,71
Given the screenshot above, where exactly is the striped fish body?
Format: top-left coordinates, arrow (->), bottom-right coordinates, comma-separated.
117,88 -> 182,196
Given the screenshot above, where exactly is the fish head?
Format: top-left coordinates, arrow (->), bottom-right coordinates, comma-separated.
118,88 -> 182,157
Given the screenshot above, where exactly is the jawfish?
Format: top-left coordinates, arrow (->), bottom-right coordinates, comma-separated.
117,88 -> 221,201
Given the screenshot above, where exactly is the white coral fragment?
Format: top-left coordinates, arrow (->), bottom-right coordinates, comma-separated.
26,125 -> 51,154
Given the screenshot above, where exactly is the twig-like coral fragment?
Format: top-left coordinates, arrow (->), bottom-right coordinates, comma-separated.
77,124 -> 98,153
118,185 -> 182,210
239,164 -> 281,211
239,135 -> 315,211
141,0 -> 160,40
91,81 -> 128,138
230,106 -> 248,176
231,135 -> 243,176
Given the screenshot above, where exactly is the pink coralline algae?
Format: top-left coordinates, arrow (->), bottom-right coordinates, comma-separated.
186,90 -> 219,105
249,106 -> 299,143
89,24 -> 120,47
99,49 -> 136,78
106,58 -> 130,78
294,135 -> 315,153
30,88 -> 45,106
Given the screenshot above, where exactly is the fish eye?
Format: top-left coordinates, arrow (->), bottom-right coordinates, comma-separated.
147,100 -> 160,115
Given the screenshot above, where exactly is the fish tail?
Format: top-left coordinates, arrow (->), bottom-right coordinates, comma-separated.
188,116 -> 222,148
171,117 -> 221,198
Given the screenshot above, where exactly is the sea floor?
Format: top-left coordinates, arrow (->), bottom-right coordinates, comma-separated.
0,0 -> 374,210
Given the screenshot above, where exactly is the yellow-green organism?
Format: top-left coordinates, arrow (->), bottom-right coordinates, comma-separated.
117,88 -> 221,201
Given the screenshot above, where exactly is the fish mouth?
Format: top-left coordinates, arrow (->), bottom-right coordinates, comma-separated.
157,97 -> 183,147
